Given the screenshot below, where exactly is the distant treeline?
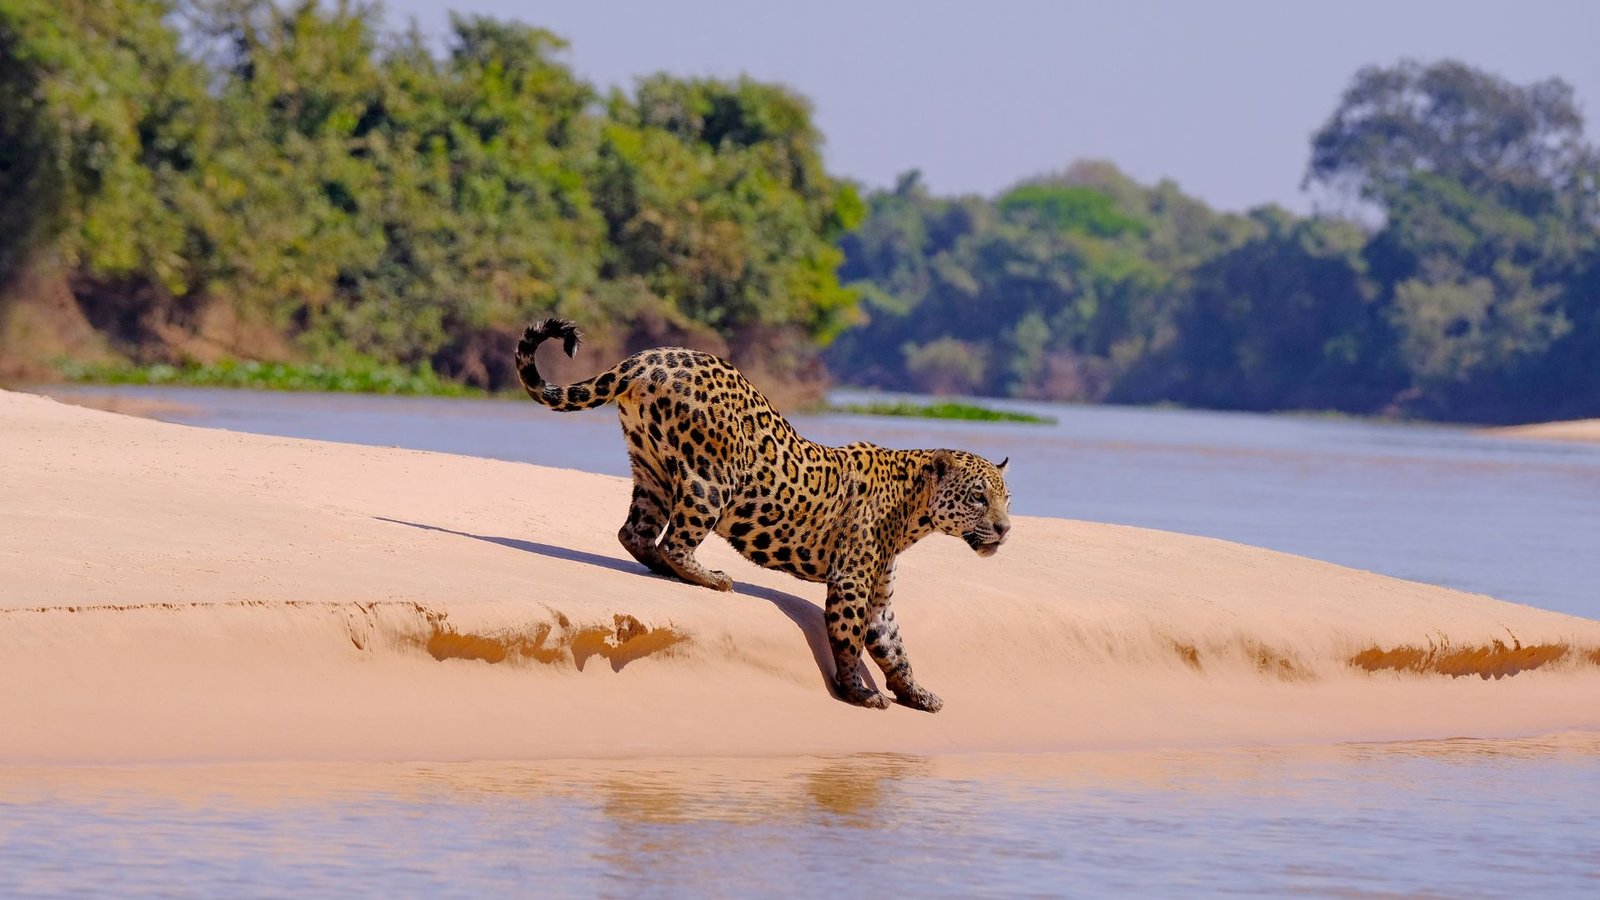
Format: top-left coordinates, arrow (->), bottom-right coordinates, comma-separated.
831,62 -> 1600,422
0,0 -> 860,399
2,3 -> 1597,422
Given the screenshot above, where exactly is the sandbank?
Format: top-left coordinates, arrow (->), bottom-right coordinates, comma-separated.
3,389 -> 1597,764
1482,418 -> 1600,445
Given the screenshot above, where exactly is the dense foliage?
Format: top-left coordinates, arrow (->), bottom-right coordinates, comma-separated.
0,0 -> 860,394
830,62 -> 1600,422
2,4 -> 1595,423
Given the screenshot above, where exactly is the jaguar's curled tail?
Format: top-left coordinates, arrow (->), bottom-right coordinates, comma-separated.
515,319 -> 627,411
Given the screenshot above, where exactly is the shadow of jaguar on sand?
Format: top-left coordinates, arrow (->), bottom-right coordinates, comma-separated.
373,517 -> 844,691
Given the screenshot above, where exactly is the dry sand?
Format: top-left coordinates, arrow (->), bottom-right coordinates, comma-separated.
1483,418 -> 1600,445
3,388 -> 1598,764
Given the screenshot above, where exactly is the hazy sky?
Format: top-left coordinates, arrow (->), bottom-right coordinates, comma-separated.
382,0 -> 1600,213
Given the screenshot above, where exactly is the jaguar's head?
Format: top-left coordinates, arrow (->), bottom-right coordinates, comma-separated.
927,450 -> 1013,557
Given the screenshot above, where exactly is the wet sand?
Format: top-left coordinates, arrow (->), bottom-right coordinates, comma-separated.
34,389 -> 201,420
4,388 -> 1599,764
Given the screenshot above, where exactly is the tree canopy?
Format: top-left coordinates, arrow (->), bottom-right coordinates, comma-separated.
828,60 -> 1598,423
1307,59 -> 1594,216
0,0 -> 860,395
2,13 -> 1594,425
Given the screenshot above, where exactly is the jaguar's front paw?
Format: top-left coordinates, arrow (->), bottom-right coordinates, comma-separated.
836,681 -> 891,709
894,685 -> 943,713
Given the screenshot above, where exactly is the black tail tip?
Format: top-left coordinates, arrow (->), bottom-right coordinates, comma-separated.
522,318 -> 582,358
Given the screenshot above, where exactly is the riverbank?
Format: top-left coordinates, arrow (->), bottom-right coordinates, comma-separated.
4,388 -> 1598,764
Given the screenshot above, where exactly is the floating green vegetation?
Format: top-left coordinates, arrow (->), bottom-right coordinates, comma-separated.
58,358 -> 480,397
831,400 -> 1055,424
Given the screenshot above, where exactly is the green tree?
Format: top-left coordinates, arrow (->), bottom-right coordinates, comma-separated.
1306,59 -> 1590,216
902,337 -> 985,395
997,183 -> 1148,239
596,75 -> 862,349
830,162 -> 1254,401
0,0 -> 205,298
1126,208 -> 1397,411
1309,59 -> 1599,420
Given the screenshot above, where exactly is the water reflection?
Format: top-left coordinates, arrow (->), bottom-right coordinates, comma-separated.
802,753 -> 928,822
4,736 -> 1598,895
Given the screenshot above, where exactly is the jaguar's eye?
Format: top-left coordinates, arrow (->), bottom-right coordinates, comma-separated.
972,492 -> 987,505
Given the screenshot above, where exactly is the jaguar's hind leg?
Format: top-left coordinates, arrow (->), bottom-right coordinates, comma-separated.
656,477 -> 732,591
618,481 -> 675,578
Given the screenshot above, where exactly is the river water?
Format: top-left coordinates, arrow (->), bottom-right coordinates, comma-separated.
3,738 -> 1598,896
10,385 -> 1600,895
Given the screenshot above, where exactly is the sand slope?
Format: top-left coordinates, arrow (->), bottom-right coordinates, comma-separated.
3,389 -> 1598,764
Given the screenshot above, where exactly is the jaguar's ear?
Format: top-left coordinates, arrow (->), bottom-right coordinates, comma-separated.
996,456 -> 1009,473
931,449 -> 954,481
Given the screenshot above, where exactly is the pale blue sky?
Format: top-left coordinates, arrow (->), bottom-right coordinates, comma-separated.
382,0 -> 1600,213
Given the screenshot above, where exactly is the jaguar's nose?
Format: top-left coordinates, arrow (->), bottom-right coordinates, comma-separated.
994,521 -> 1010,541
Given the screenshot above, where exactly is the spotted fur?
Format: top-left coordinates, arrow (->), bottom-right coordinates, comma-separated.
516,318 -> 1013,711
